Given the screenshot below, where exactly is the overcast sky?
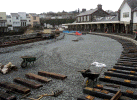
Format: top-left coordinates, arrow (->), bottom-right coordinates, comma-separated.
2,0 -> 124,15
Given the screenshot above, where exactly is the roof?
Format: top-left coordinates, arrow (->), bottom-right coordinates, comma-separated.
62,21 -> 124,26
6,15 -> 11,18
127,0 -> 137,10
77,9 -> 98,17
133,7 -> 137,11
29,13 -> 38,17
63,13 -> 119,25
95,13 -> 118,22
11,13 -> 19,17
119,0 -> 137,11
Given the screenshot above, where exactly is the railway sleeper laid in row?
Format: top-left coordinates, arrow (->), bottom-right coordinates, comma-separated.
99,76 -> 137,88
113,65 -> 137,71
117,60 -> 137,63
94,84 -> 137,99
77,95 -> 104,100
115,63 -> 137,67
108,68 -> 137,76
83,87 -> 131,100
104,71 -> 137,81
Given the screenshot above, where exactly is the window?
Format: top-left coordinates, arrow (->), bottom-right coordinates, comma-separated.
33,16 -> 36,20
96,17 -> 103,21
10,20 -> 11,22
0,17 -> 2,19
93,15 -> 96,19
84,16 -> 86,21
123,12 -> 129,18
16,16 -> 18,19
136,12 -> 137,17
87,16 -> 89,21
106,17 -> 110,20
78,17 -> 80,22
29,20 -> 30,22
81,17 -> 83,21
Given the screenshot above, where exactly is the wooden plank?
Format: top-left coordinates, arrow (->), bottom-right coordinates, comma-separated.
38,71 -> 67,80
95,84 -> 137,99
104,71 -> 137,81
77,95 -> 102,100
99,76 -> 137,88
0,82 -> 30,94
115,63 -> 137,67
0,91 -> 17,100
25,73 -> 52,83
83,87 -> 125,100
110,90 -> 122,100
83,87 -> 114,99
117,60 -> 137,63
108,69 -> 137,76
115,62 -> 134,66
13,77 -> 43,89
113,66 -> 137,71
121,54 -> 137,58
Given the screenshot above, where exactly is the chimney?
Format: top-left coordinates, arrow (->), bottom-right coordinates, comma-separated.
97,4 -> 102,10
82,8 -> 86,12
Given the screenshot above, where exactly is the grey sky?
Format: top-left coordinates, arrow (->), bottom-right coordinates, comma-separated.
3,0 -> 124,15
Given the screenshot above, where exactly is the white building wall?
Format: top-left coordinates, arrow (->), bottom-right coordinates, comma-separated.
27,17 -> 31,26
11,16 -> 21,27
120,2 -> 131,22
7,17 -> 12,25
133,12 -> 137,23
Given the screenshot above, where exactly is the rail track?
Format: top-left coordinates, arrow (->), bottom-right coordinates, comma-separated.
78,33 -> 137,100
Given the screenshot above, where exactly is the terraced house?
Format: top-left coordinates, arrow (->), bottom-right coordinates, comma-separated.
0,12 -> 8,33
29,13 -> 40,27
64,0 -> 137,34
0,12 -> 38,33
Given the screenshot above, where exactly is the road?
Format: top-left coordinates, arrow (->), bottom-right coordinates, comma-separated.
0,34 -> 123,100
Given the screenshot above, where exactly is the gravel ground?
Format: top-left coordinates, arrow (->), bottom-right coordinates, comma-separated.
0,34 -> 123,100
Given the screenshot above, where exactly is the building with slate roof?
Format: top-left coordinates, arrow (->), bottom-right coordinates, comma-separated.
76,4 -> 109,23
63,0 -> 137,34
